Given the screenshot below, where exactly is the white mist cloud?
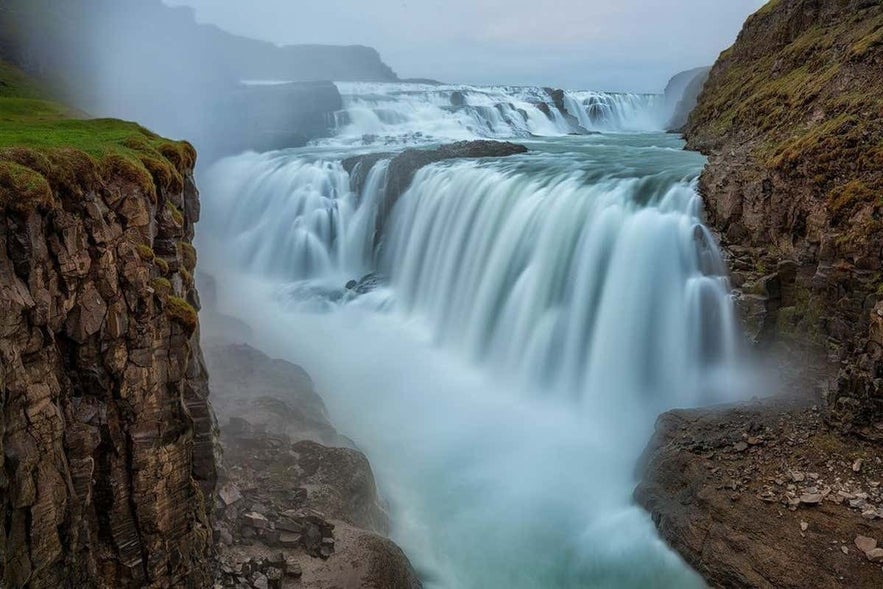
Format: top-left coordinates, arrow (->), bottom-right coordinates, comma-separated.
163,0 -> 766,91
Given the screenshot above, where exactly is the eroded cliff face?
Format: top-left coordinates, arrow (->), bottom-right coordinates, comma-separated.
685,0 -> 883,434
0,143 -> 216,586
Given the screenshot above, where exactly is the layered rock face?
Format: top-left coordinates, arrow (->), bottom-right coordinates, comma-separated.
0,145 -> 215,586
685,0 -> 883,434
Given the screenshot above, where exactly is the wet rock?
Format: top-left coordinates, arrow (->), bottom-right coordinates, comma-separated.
342,140 -> 528,245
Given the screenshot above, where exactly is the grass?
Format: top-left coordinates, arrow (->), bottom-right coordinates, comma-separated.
165,296 -> 198,334
0,59 -> 195,210
688,4 -> 883,223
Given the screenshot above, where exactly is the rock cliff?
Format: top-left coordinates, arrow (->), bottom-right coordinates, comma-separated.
685,0 -> 883,434
0,62 -> 215,586
638,2 -> 883,586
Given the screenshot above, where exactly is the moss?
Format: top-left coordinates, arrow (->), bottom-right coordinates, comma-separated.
166,201 -> 184,227
828,180 -> 874,215
155,257 -> 170,275
180,268 -> 194,288
150,277 -> 172,299
165,296 -> 198,334
0,159 -> 53,211
775,286 -> 826,345
0,60 -> 194,211
135,244 -> 156,262
178,242 -> 197,272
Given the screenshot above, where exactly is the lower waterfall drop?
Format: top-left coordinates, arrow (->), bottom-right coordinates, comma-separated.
201,116 -> 752,588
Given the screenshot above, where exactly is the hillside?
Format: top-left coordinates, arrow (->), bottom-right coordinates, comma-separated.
686,0 -> 883,433
636,3 -> 883,586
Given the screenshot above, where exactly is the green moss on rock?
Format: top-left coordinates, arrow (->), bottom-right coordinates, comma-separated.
165,296 -> 198,334
0,60 -> 195,211
178,242 -> 197,272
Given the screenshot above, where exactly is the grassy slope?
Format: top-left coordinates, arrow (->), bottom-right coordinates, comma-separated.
686,1 -> 883,217
0,60 -> 195,211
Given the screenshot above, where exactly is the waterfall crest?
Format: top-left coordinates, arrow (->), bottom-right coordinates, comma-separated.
330,82 -> 667,144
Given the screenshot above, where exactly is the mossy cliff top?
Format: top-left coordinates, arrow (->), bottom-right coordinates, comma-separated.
686,0 -> 882,216
0,60 -> 196,213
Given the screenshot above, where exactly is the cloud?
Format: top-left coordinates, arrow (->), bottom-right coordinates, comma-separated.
163,0 -> 767,91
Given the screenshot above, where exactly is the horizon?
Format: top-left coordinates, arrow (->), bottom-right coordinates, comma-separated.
163,0 -> 767,92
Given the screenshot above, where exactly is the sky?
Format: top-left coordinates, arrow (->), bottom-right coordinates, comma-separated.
163,0 -> 767,92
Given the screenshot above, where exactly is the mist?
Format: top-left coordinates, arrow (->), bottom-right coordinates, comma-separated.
164,0 -> 767,91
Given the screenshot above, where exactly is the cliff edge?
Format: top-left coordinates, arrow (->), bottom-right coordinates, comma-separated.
637,2 -> 883,586
0,61 -> 215,587
685,0 -> 883,432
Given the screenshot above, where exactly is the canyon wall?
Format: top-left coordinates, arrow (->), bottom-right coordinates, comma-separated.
0,129 -> 215,585
685,0 -> 883,435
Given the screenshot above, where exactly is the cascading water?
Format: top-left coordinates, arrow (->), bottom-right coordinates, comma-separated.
200,83 -> 752,588
328,82 -> 668,144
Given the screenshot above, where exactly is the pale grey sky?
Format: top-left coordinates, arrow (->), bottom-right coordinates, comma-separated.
164,0 -> 766,92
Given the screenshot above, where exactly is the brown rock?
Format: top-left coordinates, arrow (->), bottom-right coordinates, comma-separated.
855,535 -> 877,555
0,136 -> 215,588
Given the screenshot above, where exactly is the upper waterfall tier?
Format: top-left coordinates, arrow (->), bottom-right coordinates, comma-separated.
328,82 -> 668,145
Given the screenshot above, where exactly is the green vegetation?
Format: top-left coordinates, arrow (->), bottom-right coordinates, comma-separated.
0,59 -> 195,210
150,277 -> 172,299
689,5 -> 883,221
135,244 -> 156,262
165,296 -> 198,334
178,242 -> 197,272
155,257 -> 170,275
166,201 -> 184,227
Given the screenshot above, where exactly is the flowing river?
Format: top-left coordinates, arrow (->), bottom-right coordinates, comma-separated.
198,82 -> 752,588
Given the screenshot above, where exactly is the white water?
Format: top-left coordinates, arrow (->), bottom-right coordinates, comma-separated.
200,84 -> 752,588
329,82 -> 666,144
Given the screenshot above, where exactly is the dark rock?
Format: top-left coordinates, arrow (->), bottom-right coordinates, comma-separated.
684,0 -> 883,432
0,135 -> 215,587
345,272 -> 387,295
343,140 -> 528,246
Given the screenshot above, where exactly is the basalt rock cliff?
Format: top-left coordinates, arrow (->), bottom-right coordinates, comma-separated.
637,2 -> 883,587
685,0 -> 883,434
0,101 -> 215,585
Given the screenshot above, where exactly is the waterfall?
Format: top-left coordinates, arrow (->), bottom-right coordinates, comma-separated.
205,143 -> 741,410
201,120 -> 750,588
328,82 -> 670,144
382,161 -> 736,408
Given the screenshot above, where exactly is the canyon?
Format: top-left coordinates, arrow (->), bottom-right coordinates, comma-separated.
1,0 -> 882,587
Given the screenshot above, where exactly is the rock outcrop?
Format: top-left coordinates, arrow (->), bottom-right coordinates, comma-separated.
685,0 -> 883,434
635,401 -> 883,588
0,138 -> 215,585
638,2 -> 883,587
342,140 -> 528,242
203,340 -> 421,589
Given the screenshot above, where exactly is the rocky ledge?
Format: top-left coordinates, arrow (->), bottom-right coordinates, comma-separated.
342,140 -> 528,244
202,338 -> 421,589
635,399 -> 883,588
